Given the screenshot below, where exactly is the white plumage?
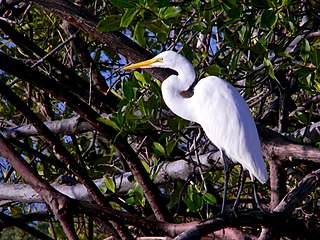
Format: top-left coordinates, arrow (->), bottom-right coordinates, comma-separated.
124,51 -> 268,184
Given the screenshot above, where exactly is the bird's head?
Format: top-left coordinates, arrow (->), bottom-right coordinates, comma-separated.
123,51 -> 183,70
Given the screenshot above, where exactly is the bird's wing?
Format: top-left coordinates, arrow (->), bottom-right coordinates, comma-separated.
193,76 -> 268,183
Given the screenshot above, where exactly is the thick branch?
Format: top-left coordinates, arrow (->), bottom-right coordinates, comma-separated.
0,157 -> 210,203
0,51 -> 170,222
29,0 -> 173,81
0,116 -> 93,139
2,165 -> 318,239
273,168 -> 320,215
0,134 -> 78,240
3,116 -> 320,166
0,78 -> 132,239
269,159 -> 286,210
77,202 -> 320,239
0,79 -> 108,206
0,212 -> 53,240
258,124 -> 320,163
0,19 -> 117,112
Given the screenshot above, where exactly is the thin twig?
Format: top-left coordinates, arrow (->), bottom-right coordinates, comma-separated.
31,30 -> 80,69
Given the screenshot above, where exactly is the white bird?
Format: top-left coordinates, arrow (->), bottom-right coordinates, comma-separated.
123,51 -> 268,209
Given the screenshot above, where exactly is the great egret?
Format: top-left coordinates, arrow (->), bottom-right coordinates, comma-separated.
123,51 -> 268,210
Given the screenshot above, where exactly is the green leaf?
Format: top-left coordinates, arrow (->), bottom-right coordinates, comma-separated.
294,112 -> 309,124
222,0 -> 241,19
134,22 -> 146,47
165,139 -> 177,156
311,46 -> 320,67
127,185 -> 146,206
227,7 -> 241,19
193,21 -> 208,32
149,81 -> 162,97
158,0 -> 170,8
96,117 -> 119,130
192,192 -> 203,210
123,81 -> 134,99
168,182 -> 183,209
153,142 -> 166,156
121,8 -> 139,27
126,113 -> 141,121
187,185 -> 194,199
223,0 -> 236,8
230,51 -> 242,72
181,45 -> 194,63
145,23 -> 167,34
110,89 -> 124,100
281,0 -> 292,7
203,9 -> 212,24
251,42 -> 267,63
260,10 -> 277,29
263,58 -> 275,79
183,197 -> 197,212
141,160 -> 150,173
183,187 -> 203,212
96,16 -> 122,32
138,98 -> 146,116
110,0 -> 135,8
162,7 -> 181,19
125,196 -> 136,205
276,52 -> 293,59
202,192 -> 217,205
300,39 -> 310,62
134,71 -> 146,85
205,64 -> 222,76
103,176 -> 115,193
251,0 -> 270,8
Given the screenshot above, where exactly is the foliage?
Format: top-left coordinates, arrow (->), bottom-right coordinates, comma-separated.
0,0 -> 320,239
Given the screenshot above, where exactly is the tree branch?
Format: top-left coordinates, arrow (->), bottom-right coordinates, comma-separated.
273,168 -> 320,215
258,124 -> 320,164
0,157 -> 213,203
0,116 -> 92,139
29,0 -> 173,81
0,51 -> 171,222
0,134 -> 78,239
0,212 -> 53,240
0,19 -> 117,112
0,78 -> 133,239
3,116 -> 320,166
77,201 -> 320,239
0,79 -> 108,205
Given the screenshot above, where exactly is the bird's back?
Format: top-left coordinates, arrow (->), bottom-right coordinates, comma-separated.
192,76 -> 268,184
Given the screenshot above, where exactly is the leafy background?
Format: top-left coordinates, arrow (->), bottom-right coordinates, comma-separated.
0,0 -> 320,239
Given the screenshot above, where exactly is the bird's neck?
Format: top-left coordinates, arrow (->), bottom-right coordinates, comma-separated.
161,69 -> 196,122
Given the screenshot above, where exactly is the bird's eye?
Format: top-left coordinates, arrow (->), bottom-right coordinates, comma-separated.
157,57 -> 164,62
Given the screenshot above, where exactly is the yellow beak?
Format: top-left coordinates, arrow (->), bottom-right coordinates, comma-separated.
123,58 -> 161,70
